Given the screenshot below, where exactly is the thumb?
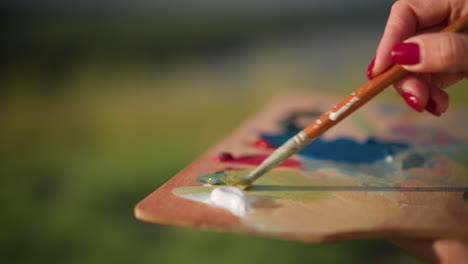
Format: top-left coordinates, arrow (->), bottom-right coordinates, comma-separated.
392,32 -> 468,73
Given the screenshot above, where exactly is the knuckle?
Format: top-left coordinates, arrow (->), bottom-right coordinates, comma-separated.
437,34 -> 467,70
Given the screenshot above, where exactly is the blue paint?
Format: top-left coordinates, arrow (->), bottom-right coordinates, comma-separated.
199,111 -> 468,188
428,160 -> 440,169
255,114 -> 468,186
260,127 -> 411,164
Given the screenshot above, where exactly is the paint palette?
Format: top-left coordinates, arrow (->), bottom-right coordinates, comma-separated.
135,94 -> 468,243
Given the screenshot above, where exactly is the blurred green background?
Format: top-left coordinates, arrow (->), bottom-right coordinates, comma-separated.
2,1 -> 467,263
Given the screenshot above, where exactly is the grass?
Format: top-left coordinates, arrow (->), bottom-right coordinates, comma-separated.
0,55 -> 430,263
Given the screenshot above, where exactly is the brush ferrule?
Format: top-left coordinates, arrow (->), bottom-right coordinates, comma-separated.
241,131 -> 312,186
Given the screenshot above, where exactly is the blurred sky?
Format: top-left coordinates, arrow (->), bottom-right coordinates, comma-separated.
0,0 -> 394,98
2,0 -> 385,8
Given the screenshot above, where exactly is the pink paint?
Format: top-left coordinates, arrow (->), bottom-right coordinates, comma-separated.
391,125 -> 458,145
213,152 -> 301,168
430,131 -> 456,145
391,126 -> 420,138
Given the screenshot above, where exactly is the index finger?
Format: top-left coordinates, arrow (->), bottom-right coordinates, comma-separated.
371,0 -> 463,77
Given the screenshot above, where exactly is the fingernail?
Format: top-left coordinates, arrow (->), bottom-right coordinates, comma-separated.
391,43 -> 420,65
402,92 -> 423,112
425,98 -> 441,116
366,56 -> 375,80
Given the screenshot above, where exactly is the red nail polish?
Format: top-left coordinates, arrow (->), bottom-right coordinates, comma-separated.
391,43 -> 420,65
425,98 -> 440,116
366,57 -> 375,80
402,92 -> 422,112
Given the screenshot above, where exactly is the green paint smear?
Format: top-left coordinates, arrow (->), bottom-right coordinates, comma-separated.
197,169 -> 248,185
352,114 -> 377,136
246,171 -> 327,201
453,148 -> 468,168
451,149 -> 468,184
174,170 -> 328,202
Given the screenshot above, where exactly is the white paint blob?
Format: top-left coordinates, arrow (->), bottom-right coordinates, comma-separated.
210,187 -> 253,217
329,97 -> 360,121
176,186 -> 256,217
385,155 -> 394,163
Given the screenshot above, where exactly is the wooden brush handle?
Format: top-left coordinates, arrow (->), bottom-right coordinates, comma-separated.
304,13 -> 468,138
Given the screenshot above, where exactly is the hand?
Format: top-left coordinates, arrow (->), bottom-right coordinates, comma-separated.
367,0 -> 468,116
388,238 -> 468,264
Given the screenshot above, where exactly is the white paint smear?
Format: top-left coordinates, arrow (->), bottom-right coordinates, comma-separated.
329,97 -> 359,121
177,187 -> 255,217
210,187 -> 253,217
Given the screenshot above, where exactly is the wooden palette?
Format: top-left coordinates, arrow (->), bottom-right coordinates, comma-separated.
135,94 -> 468,243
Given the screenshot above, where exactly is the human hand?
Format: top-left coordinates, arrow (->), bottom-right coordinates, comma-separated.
388,237 -> 468,264
367,0 -> 468,116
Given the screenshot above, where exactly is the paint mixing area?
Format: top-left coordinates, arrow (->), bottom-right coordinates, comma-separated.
2,2 -> 468,264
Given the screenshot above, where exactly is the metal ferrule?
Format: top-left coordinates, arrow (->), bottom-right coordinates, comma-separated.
242,131 -> 312,185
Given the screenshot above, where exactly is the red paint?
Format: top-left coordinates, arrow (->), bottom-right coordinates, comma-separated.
216,152 -> 234,161
213,152 -> 301,168
402,92 -> 422,112
366,56 -> 375,80
253,138 -> 274,149
391,43 -> 420,65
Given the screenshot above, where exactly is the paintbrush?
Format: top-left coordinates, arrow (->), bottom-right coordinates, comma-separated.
232,14 -> 468,189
